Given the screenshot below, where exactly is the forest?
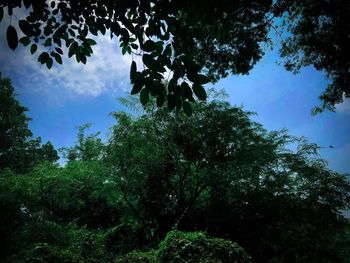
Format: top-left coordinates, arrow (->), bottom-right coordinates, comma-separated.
1,0 -> 350,262
1,77 -> 350,262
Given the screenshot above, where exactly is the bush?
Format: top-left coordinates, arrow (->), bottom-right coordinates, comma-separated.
157,230 -> 251,263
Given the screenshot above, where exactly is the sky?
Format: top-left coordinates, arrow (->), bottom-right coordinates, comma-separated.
0,16 -> 349,173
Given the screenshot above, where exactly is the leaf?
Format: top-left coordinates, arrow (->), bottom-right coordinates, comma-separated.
86,38 -> 97,45
7,25 -> 18,50
30,44 -> 37,54
52,53 -> 62,64
143,40 -> 157,52
131,81 -> 143,95
196,74 -> 210,85
122,45 -> 127,55
131,43 -> 138,49
38,52 -> 49,64
55,47 -> 63,55
142,54 -> 156,70
157,94 -> 165,107
80,55 -> 87,64
23,0 -> 31,8
130,61 -> 137,82
68,42 -> 78,57
168,78 -> 177,93
46,57 -> 53,69
176,98 -> 182,111
183,101 -> 192,116
140,88 -> 149,106
19,20 -> 34,36
44,38 -> 52,47
0,8 -> 4,23
182,82 -> 192,99
68,28 -> 75,37
19,37 -> 30,46
187,71 -> 197,83
193,84 -> 206,100
167,94 -> 176,111
99,24 -> 106,35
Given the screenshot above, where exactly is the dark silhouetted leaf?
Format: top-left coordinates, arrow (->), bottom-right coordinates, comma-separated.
131,81 -> 143,95
130,61 -> 137,82
46,57 -> 53,69
68,42 -> 78,57
80,55 -> 87,64
23,0 -> 31,8
55,47 -> 63,55
86,39 -> 96,45
157,93 -> 165,107
19,20 -> 34,36
142,54 -> 156,70
193,84 -> 206,100
52,52 -> 62,64
7,25 -> 18,50
183,101 -> 192,115
143,40 -> 157,52
176,98 -> 182,111
140,88 -> 149,106
196,74 -> 210,85
167,94 -> 176,111
30,44 -> 37,54
19,36 -> 30,46
38,52 -> 49,64
0,8 -> 3,23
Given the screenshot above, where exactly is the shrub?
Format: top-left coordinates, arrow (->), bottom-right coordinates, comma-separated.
157,230 -> 252,263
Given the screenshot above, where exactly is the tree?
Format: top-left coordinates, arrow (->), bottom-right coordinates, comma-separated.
0,77 -> 58,173
1,1 -> 348,112
106,98 -> 350,262
60,123 -> 106,162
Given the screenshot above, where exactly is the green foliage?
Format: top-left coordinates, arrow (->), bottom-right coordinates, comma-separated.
0,161 -> 121,261
115,231 -> 251,263
1,85 -> 350,262
60,123 -> 106,162
10,243 -> 83,263
9,222 -> 110,263
115,250 -> 157,263
157,230 -> 251,263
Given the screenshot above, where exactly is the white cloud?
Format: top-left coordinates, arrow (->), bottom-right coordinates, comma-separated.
336,98 -> 350,115
0,24 -> 137,98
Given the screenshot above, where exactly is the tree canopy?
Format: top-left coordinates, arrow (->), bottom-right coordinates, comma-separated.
1,0 -> 349,113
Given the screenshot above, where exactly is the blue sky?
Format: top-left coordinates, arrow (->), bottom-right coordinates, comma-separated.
0,17 -> 349,173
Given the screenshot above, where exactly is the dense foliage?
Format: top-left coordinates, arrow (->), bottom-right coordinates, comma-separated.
157,231 -> 251,263
1,0 -> 349,112
1,85 -> 350,262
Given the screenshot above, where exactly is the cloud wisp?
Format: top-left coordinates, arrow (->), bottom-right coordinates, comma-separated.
0,23 -> 134,98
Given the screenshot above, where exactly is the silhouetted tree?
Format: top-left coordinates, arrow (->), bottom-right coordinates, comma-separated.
0,77 -> 58,173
